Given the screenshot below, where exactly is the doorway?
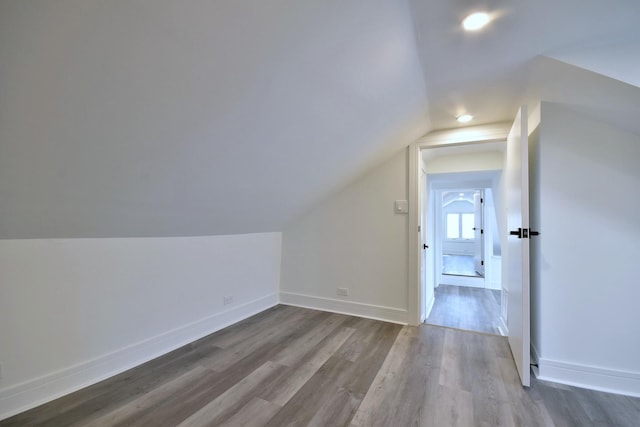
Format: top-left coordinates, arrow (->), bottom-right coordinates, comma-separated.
420,144 -> 506,336
410,112 -> 532,387
439,188 -> 484,287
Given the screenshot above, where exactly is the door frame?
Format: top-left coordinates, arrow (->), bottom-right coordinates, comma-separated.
436,187 -> 486,288
408,122 -> 511,325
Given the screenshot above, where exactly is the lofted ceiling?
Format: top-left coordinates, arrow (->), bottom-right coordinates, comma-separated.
409,0 -> 640,129
0,0 -> 638,238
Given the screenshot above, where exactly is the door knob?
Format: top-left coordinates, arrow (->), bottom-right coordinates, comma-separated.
423,244 -> 429,250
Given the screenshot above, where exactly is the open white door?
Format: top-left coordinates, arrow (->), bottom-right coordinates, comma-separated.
505,106 -> 531,387
473,190 -> 485,276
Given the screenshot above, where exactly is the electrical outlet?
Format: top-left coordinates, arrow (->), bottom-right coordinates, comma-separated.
336,288 -> 349,297
223,295 -> 234,305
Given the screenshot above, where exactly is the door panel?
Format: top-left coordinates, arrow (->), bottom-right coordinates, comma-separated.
473,190 -> 485,276
505,106 -> 531,387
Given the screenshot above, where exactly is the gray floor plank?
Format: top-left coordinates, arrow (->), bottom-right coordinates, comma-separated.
428,284 -> 502,335
2,305 -> 640,427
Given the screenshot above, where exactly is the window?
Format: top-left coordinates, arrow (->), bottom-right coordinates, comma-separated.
446,213 -> 475,240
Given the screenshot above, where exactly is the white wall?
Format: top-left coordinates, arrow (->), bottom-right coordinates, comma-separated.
426,151 -> 503,174
530,102 -> 640,396
280,149 -> 410,324
0,233 -> 281,419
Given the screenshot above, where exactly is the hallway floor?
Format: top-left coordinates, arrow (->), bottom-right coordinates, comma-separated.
442,254 -> 481,277
427,284 -> 502,335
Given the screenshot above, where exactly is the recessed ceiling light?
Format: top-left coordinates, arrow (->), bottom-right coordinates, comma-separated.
462,12 -> 490,31
456,114 -> 473,123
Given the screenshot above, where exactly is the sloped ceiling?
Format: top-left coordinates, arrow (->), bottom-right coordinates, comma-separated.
409,0 -> 640,129
0,0 -> 429,238
1,0 -> 639,238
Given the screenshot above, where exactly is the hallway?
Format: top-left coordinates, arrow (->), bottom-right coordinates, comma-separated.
427,284 -> 502,335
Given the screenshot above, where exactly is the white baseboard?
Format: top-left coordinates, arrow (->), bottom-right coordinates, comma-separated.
279,292 -> 408,325
424,295 -> 435,320
0,293 -> 278,421
498,316 -> 508,336
486,280 -> 501,291
535,357 -> 640,398
439,275 -> 485,288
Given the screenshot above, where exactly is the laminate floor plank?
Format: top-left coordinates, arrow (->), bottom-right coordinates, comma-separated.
1,340 -> 224,427
205,305 -> 307,350
177,361 -> 286,427
78,366 -> 211,427
259,326 -> 356,406
428,284 -> 502,335
270,312 -> 350,367
351,326 -> 428,426
218,398 -> 281,427
3,305 -> 640,427
263,320 -> 401,427
200,308 -> 326,371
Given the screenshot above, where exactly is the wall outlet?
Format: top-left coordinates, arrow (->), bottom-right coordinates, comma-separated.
336,288 -> 349,297
223,295 -> 234,305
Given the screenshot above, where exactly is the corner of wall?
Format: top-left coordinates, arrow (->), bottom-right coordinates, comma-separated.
280,149 -> 410,324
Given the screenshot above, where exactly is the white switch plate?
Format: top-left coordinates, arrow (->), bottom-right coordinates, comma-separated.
395,200 -> 408,214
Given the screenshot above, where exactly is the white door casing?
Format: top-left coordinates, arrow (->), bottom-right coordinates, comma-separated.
473,190 -> 485,276
408,121 -> 512,327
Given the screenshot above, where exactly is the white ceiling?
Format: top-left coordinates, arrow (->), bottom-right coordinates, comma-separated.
0,0 -> 638,238
409,0 -> 640,129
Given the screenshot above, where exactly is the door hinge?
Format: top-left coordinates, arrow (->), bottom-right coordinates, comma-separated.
481,260 -> 484,266
481,229 -> 484,234
418,225 -> 421,232
480,198 -> 484,203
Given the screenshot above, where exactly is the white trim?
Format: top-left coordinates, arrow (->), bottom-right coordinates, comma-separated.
438,276 -> 485,288
424,294 -> 435,321
409,123 -> 511,329
535,357 -> 640,398
416,122 -> 511,146
0,293 -> 278,421
408,142 -> 421,325
498,315 -> 508,336
279,292 -> 408,325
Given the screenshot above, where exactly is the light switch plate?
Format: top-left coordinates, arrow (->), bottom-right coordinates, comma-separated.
395,200 -> 408,214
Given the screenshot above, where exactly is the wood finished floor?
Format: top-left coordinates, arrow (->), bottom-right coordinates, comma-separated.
427,284 -> 502,335
442,255 -> 480,277
3,305 -> 640,427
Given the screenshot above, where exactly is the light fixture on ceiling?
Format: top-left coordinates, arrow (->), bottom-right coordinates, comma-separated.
462,12 -> 490,31
456,114 -> 473,123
